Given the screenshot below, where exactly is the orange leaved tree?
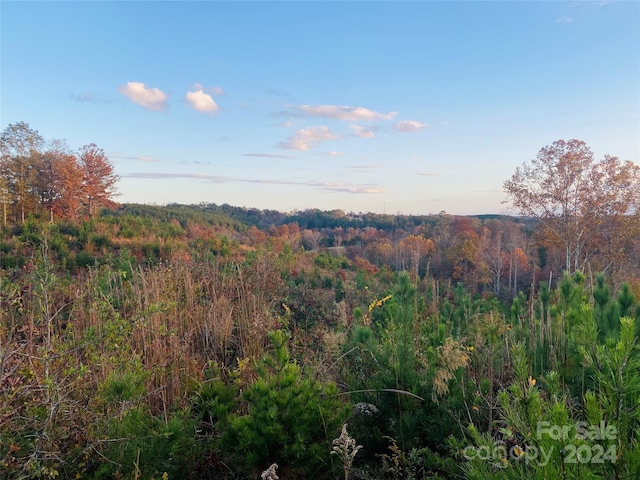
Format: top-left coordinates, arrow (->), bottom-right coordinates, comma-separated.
78,143 -> 119,217
504,139 -> 640,275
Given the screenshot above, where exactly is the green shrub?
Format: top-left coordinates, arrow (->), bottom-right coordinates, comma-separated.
75,251 -> 96,268
222,330 -> 348,478
89,408 -> 198,480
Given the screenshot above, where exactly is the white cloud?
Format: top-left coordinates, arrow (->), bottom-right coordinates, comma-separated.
185,89 -> 219,113
290,104 -> 397,122
278,126 -> 340,151
118,82 -> 168,111
556,16 -> 574,23
350,124 -> 376,138
392,120 -> 428,132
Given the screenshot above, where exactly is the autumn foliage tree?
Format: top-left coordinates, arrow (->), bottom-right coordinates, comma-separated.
78,143 -> 119,217
53,150 -> 86,221
504,139 -> 640,275
0,122 -> 45,224
0,122 -> 119,223
398,234 -> 435,279
35,140 -> 84,222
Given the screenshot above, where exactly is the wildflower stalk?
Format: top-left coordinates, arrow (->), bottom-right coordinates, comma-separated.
331,423 -> 362,480
261,463 -> 279,480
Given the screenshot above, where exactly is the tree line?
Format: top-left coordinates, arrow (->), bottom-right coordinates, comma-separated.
0,122 -> 119,225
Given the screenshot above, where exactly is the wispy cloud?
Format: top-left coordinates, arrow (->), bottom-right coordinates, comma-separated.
118,82 -> 168,111
249,179 -> 387,194
286,104 -> 397,122
417,171 -> 439,177
393,120 -> 428,132
265,87 -> 293,99
347,163 -> 380,173
70,92 -> 114,104
110,153 -> 159,162
192,83 -> 225,96
243,153 -> 296,159
313,150 -> 345,157
123,171 -> 385,194
321,183 -> 388,194
70,92 -> 94,102
185,88 -> 219,113
123,172 -> 230,182
180,160 -> 212,165
350,124 -> 376,138
556,16 -> 574,23
278,126 -> 340,151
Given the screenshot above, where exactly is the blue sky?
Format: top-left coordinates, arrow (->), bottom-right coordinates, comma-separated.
2,1 -> 638,215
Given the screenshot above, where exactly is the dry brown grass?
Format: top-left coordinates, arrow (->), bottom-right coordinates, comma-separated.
8,252 -> 285,417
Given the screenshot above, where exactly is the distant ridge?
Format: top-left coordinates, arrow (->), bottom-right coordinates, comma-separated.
114,202 -> 531,232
